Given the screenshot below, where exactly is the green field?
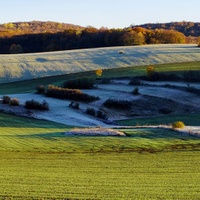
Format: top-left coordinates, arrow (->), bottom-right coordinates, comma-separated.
0,46 -> 200,199
117,113 -> 200,126
0,112 -> 200,199
0,151 -> 199,199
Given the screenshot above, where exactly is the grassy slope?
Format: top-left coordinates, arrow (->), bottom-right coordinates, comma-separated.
0,112 -> 199,199
0,45 -> 200,198
117,113 -> 200,126
0,44 -> 200,84
0,61 -> 200,94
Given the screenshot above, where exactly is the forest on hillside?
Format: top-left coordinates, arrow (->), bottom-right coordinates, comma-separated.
0,21 -> 198,54
132,21 -> 200,37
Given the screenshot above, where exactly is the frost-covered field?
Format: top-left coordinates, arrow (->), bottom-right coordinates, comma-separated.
0,44 -> 200,83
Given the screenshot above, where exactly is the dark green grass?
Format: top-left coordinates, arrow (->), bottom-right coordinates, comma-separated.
0,61 -> 199,94
117,113 -> 200,126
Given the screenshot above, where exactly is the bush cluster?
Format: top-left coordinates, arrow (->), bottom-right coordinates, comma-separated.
25,99 -> 49,110
46,85 -> 99,102
85,107 -> 107,119
144,72 -> 181,81
2,96 -> 20,106
2,96 -> 11,104
86,107 -> 96,116
103,99 -> 132,109
36,85 -> 46,94
9,98 -> 20,106
63,78 -> 95,89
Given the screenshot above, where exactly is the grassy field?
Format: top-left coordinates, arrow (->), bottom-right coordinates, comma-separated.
0,112 -> 200,199
117,113 -> 200,126
0,151 -> 199,199
0,61 -> 200,95
0,45 -> 200,199
0,44 -> 200,83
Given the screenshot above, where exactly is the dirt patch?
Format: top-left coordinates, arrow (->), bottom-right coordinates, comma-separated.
65,127 -> 126,136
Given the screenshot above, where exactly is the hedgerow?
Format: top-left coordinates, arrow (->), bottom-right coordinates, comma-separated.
25,99 -> 49,111
63,78 -> 95,89
46,85 -> 99,102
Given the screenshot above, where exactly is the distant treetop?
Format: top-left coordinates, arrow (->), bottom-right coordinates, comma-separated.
132,21 -> 200,37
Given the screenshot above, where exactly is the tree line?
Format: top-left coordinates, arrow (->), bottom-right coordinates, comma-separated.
132,21 -> 200,37
0,21 -> 196,54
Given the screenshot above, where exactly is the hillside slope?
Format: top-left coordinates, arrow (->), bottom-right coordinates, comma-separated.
0,44 -> 200,83
133,22 -> 200,37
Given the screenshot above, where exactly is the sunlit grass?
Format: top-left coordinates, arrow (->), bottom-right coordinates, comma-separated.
0,151 -> 199,199
0,44 -> 200,84
0,112 -> 200,199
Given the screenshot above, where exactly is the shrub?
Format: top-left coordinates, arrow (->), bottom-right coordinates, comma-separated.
63,78 -> 95,89
96,110 -> 107,120
2,96 -> 11,104
103,99 -> 132,109
86,107 -> 96,116
25,99 -> 49,111
69,101 -> 79,109
9,98 -> 20,106
46,85 -> 99,102
132,87 -> 140,95
85,108 -> 107,120
36,85 -> 46,94
172,121 -> 185,129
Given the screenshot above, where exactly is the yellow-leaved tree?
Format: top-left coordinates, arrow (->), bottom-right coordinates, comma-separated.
95,69 -> 103,77
146,65 -> 155,77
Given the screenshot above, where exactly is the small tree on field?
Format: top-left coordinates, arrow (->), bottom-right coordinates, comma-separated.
95,69 -> 103,77
132,87 -> 140,95
172,121 -> 185,129
146,65 -> 155,77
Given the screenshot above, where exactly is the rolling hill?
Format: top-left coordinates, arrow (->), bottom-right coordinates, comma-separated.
0,44 -> 200,84
132,21 -> 200,37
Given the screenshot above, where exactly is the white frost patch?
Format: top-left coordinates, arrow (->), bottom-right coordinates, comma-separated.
175,126 -> 200,137
65,127 -> 126,136
4,93 -> 109,127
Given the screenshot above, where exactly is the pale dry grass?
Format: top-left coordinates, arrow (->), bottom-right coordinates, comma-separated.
0,44 -> 199,83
